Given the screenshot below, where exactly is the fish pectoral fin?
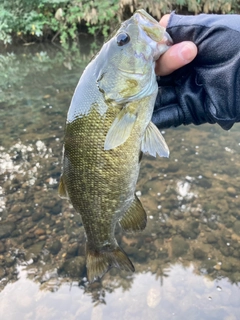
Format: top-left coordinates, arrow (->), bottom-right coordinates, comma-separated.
58,175 -> 69,199
119,195 -> 147,232
141,121 -> 169,157
104,106 -> 137,150
86,244 -> 134,282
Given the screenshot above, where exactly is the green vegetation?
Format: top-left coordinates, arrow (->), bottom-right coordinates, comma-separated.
0,0 -> 239,46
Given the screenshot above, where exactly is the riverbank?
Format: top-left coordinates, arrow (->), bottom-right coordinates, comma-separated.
0,0 -> 237,47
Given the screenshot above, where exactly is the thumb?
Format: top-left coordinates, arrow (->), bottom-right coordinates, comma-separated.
156,41 -> 197,76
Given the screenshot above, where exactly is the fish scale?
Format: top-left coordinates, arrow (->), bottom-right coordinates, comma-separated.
59,9 -> 172,282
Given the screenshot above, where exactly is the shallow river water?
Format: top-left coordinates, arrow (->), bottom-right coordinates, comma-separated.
0,42 -> 240,320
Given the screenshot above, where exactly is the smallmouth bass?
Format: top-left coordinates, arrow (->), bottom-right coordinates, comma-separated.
59,9 -> 172,282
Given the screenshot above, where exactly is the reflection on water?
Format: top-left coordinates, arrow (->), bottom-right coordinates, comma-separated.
1,265 -> 239,320
0,43 -> 240,319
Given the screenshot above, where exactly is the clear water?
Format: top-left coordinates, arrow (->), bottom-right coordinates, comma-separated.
0,42 -> 240,320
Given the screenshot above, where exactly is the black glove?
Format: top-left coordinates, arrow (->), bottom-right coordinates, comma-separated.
152,13 -> 240,130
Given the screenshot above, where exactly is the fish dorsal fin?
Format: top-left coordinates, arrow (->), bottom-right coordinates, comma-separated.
104,106 -> 137,150
141,121 -> 169,157
119,195 -> 147,232
58,175 -> 69,199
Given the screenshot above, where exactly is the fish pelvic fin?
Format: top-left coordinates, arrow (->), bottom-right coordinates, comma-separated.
119,195 -> 147,232
86,244 -> 134,282
58,175 -> 69,199
141,121 -> 169,158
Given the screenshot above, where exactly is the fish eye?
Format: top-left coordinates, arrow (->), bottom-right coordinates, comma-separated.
116,32 -> 130,46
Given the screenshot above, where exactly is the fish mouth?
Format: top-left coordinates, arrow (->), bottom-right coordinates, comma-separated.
160,31 -> 173,47
135,9 -> 173,44
133,10 -> 173,59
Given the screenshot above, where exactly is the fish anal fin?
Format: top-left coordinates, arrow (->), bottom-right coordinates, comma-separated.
86,244 -> 134,282
104,105 -> 138,150
141,121 -> 169,158
58,175 -> 68,199
119,195 -> 147,232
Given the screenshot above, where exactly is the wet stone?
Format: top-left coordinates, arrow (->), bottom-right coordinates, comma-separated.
10,204 -> 22,214
44,216 -> 55,226
220,244 -> 233,257
221,261 -> 233,272
49,240 -> 62,255
207,221 -> 218,230
0,258 -> 4,267
232,250 -> 240,259
44,200 -> 61,215
32,209 -> 46,222
18,193 -> 26,201
173,211 -> 184,220
0,242 -> 5,254
206,234 -> 218,244
23,239 -> 34,248
60,256 -> 86,278
204,259 -> 217,273
127,246 -> 138,257
233,221 -> 240,236
55,222 -> 64,232
158,248 -> 168,259
0,222 -> 16,239
28,241 -> 46,255
34,228 -> 46,236
191,210 -> 201,218
166,163 -> 180,173
77,245 -> 85,256
22,209 -> 32,217
72,214 -> 82,226
224,220 -> 234,228
181,224 -> 199,240
196,177 -> 212,189
26,232 -> 35,239
22,222 -> 35,233
172,236 -> 189,257
193,248 -> 206,260
135,250 -> 147,263
50,203 -> 62,215
5,256 -> 15,267
0,267 -> 5,279
66,243 -> 79,258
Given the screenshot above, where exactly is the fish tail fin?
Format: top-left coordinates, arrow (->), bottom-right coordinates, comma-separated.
86,243 -> 134,282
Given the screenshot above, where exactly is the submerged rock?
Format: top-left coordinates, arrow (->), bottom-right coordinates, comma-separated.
0,222 -> 16,239
0,267 -> 6,279
27,240 -> 46,255
233,221 -> 240,236
60,256 -> 86,278
206,234 -> 218,244
193,248 -> 206,260
0,242 -> 5,253
172,236 -> 189,257
49,240 -> 62,255
227,187 -> 237,197
32,210 -> 46,222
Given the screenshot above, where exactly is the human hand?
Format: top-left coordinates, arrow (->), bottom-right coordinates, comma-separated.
152,13 -> 240,130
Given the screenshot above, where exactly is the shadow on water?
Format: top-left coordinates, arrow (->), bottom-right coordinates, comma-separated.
0,41 -> 240,319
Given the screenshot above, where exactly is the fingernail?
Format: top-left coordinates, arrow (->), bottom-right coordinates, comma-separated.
179,42 -> 196,63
